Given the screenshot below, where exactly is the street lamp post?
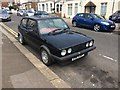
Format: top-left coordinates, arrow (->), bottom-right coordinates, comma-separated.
112,0 -> 115,13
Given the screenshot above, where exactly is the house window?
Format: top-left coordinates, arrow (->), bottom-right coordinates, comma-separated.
39,4 -> 41,10
74,3 -> 78,15
46,4 -> 48,11
42,4 -> 45,11
56,4 -> 59,12
68,4 -> 72,15
101,2 -> 107,16
50,3 -> 52,11
60,5 -> 62,11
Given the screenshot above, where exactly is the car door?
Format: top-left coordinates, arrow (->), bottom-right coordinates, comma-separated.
76,13 -> 86,26
19,18 -> 29,40
26,19 -> 41,49
84,14 -> 94,27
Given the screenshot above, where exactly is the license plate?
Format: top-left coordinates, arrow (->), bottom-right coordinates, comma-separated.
72,54 -> 85,61
111,26 -> 115,28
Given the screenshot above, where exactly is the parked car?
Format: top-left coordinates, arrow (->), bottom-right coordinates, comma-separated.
34,11 -> 49,16
18,16 -> 96,66
23,10 -> 34,16
109,10 -> 120,23
0,9 -> 11,21
17,10 -> 26,16
4,9 -> 12,14
72,13 -> 115,32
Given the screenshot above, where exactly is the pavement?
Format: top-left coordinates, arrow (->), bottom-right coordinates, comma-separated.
1,29 -> 55,88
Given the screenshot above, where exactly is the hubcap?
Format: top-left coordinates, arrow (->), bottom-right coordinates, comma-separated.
73,22 -> 76,27
41,50 -> 48,64
94,24 -> 100,31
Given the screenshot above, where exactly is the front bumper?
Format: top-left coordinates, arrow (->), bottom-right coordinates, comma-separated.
52,46 -> 96,62
102,24 -> 116,31
2,17 -> 11,21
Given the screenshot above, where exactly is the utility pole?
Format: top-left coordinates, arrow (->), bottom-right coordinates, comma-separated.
112,0 -> 115,13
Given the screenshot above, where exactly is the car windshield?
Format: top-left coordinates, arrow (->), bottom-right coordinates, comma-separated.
0,9 -> 7,14
116,11 -> 120,14
27,10 -> 33,13
20,10 -> 25,13
38,18 -> 69,34
93,14 -> 105,20
35,11 -> 48,15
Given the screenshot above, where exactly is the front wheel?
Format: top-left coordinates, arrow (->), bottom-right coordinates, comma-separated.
40,49 -> 53,66
93,24 -> 101,31
72,21 -> 77,27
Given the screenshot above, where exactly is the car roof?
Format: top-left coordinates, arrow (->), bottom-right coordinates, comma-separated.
23,15 -> 61,20
77,13 -> 94,15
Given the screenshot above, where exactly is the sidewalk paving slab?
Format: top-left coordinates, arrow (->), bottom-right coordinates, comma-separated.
2,32 -> 55,88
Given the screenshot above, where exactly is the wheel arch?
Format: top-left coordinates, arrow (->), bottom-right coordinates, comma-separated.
40,45 -> 51,56
40,45 -> 54,63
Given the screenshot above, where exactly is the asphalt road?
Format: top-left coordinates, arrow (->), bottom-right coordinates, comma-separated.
3,14 -> 119,88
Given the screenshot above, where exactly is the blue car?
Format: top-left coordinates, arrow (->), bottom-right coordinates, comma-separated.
72,13 -> 116,32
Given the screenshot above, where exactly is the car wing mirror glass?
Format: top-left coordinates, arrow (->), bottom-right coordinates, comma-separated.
91,17 -> 94,20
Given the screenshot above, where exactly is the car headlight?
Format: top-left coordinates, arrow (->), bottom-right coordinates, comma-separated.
101,22 -> 109,25
86,43 -> 89,47
89,41 -> 93,47
61,50 -> 66,56
68,48 -> 72,53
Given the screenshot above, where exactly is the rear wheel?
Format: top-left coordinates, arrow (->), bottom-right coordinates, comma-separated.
18,33 -> 25,45
40,49 -> 53,66
94,24 -> 101,31
72,21 -> 77,27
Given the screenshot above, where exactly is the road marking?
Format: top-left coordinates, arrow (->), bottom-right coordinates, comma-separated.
99,54 -> 117,62
0,23 -> 71,88
0,22 -> 18,37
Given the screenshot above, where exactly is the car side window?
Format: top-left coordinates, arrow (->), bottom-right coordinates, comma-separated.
27,19 -> 38,35
78,13 -> 84,18
27,19 -> 37,30
85,14 -> 93,19
21,18 -> 27,28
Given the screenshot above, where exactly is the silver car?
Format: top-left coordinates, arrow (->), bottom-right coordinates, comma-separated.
17,10 -> 26,16
0,9 -> 11,21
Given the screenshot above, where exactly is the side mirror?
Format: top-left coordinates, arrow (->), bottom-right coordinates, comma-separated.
90,17 -> 94,20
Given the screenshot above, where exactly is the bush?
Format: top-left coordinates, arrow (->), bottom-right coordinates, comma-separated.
9,6 -> 13,10
9,5 -> 18,10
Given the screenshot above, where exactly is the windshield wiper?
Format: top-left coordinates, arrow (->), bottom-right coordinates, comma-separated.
48,28 -> 62,35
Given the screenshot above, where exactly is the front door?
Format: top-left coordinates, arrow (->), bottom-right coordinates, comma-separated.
84,13 -> 94,27
26,19 -> 40,49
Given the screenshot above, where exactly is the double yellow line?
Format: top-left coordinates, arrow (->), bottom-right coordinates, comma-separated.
0,22 -> 18,37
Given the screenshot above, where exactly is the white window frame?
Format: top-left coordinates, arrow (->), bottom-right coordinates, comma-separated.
68,4 -> 72,15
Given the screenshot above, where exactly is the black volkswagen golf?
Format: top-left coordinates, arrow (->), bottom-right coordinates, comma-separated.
18,16 -> 96,66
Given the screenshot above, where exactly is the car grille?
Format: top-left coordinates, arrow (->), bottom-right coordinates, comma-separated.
72,43 -> 86,53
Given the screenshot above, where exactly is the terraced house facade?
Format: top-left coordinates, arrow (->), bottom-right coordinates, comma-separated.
37,0 -> 120,19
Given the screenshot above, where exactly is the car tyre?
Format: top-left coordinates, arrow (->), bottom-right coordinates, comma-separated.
72,21 -> 77,27
18,33 -> 25,45
40,49 -> 53,66
94,24 -> 101,31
